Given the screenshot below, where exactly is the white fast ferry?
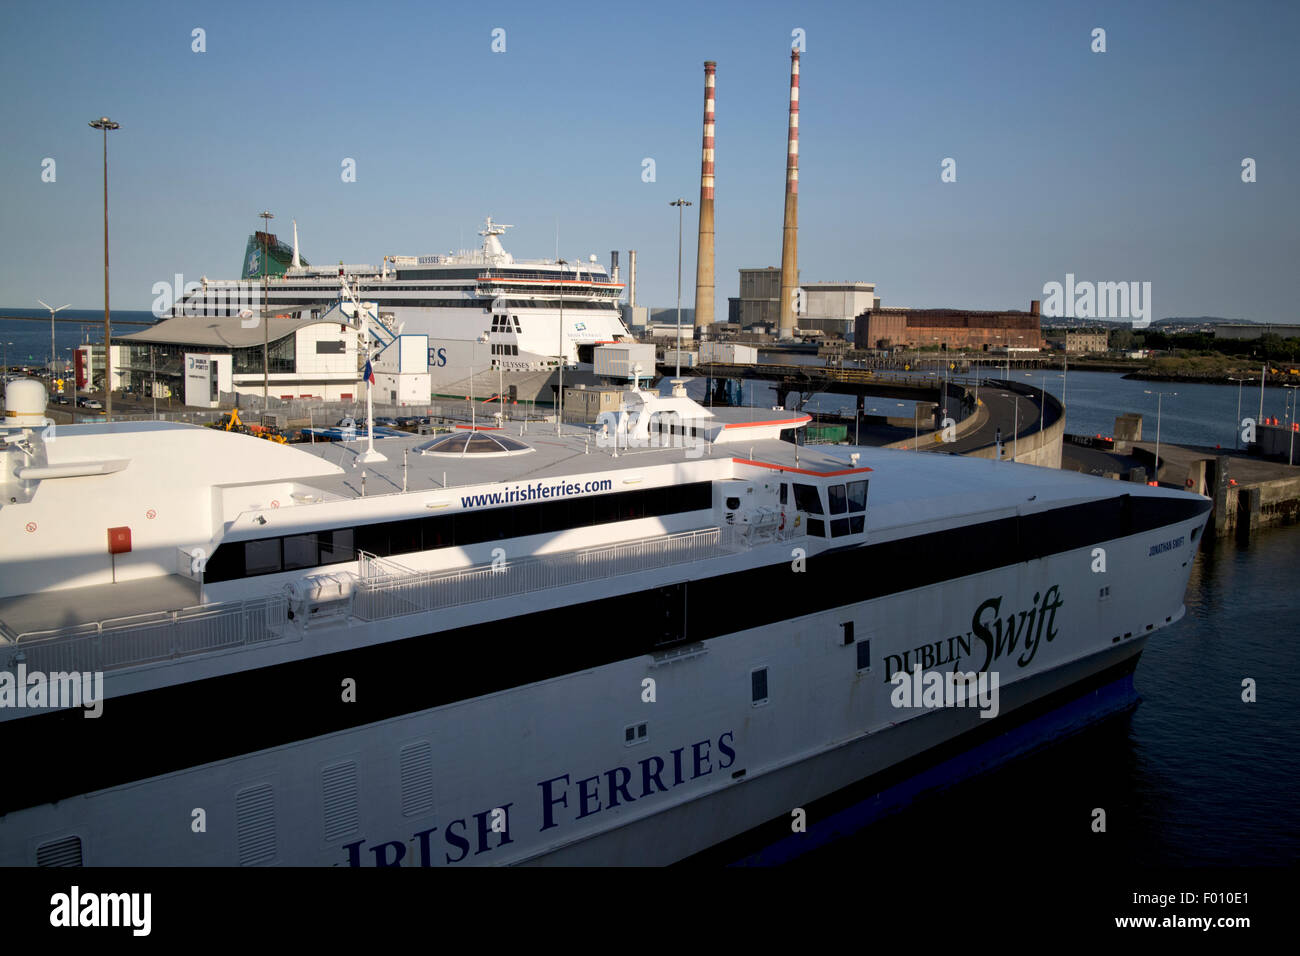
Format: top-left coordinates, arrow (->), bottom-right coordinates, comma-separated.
0,378 -> 1209,866
170,218 -> 631,405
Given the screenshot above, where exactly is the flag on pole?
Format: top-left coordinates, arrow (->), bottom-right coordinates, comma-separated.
363,359 -> 375,385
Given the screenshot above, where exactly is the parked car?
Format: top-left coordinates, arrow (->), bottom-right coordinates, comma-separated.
80,398 -> 103,410
52,395 -> 70,405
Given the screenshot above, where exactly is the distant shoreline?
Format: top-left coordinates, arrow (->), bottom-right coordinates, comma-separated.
1121,369 -> 1292,387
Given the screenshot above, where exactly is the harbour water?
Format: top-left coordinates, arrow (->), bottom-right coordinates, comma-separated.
0,311 -> 150,371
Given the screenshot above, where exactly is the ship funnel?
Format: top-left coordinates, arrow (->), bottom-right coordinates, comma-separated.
693,60 -> 717,330
778,49 -> 800,340
628,250 -> 638,307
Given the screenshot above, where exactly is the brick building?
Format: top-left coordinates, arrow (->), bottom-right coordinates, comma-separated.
855,301 -> 1043,351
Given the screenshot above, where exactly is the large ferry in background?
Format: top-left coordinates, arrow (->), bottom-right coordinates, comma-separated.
172,218 -> 632,404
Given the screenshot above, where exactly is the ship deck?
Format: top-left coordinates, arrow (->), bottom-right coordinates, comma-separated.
283,408 -> 1133,539
0,575 -> 200,640
286,407 -> 837,501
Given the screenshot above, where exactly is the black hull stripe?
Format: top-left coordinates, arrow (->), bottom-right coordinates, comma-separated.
0,494 -> 1207,817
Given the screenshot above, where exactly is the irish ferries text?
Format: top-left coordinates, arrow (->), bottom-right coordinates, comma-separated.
343,732 -> 736,866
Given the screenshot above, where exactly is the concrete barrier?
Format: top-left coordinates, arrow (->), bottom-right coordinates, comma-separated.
963,381 -> 1065,468
881,400 -> 988,452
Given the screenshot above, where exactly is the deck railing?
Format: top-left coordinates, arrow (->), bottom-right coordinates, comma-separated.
3,594 -> 289,676
351,527 -> 733,622
1,519 -> 805,676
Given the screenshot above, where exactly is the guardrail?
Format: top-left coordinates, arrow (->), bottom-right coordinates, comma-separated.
352,527 -> 733,622
4,595 -> 290,676
2,524 -> 793,675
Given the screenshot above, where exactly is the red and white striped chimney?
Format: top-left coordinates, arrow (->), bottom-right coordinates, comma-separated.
693,61 -> 717,330
777,49 -> 800,339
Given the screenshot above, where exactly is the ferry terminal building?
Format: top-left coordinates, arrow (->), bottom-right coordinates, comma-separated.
106,314 -> 430,409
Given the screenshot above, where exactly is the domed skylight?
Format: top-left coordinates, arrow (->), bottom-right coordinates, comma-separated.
415,430 -> 534,457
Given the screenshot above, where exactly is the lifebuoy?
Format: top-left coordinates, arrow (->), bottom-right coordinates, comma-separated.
1185,478 -> 1194,488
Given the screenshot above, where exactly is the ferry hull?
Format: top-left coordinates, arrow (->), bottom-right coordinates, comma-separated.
569,641 -> 1146,867
0,508 -> 1200,867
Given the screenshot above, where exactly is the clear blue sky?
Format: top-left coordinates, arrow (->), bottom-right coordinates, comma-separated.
0,0 -> 1296,322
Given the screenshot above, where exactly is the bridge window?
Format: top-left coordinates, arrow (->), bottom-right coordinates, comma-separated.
792,483 -> 823,515
830,480 -> 870,537
847,480 -> 868,511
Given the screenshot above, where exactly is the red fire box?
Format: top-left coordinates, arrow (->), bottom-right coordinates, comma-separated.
107,527 -> 132,555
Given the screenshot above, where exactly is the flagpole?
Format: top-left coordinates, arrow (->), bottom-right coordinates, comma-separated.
355,285 -> 385,463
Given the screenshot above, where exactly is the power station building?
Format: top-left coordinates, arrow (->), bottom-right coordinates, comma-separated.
855,301 -> 1044,351
737,268 -> 876,336
737,267 -> 788,329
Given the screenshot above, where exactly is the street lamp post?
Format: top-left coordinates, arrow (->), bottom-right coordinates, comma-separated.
1039,371 -> 1046,436
1258,361 -> 1266,426
38,300 -> 71,378
1144,389 -> 1176,486
1284,384 -> 1300,466
89,116 -> 119,420
1,341 -> 11,379
670,198 -> 692,379
67,346 -> 76,424
1228,376 -> 1249,449
1061,350 -> 1068,411
1013,396 -> 1019,461
555,258 -> 567,435
258,210 -> 274,408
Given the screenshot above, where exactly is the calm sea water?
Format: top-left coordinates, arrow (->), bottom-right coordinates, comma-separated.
0,311 -> 153,370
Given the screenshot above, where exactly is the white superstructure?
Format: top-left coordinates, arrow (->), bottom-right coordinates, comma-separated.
165,218 -> 632,404
0,379 -> 1211,865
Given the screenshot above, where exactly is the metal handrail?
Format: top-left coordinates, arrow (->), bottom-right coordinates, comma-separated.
351,527 -> 735,622
5,594 -> 291,676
